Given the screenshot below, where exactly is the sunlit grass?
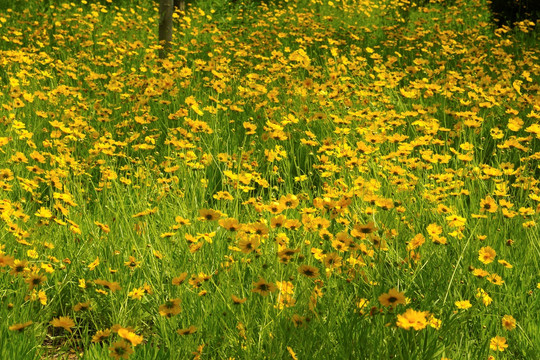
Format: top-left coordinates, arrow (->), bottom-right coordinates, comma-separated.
0,0 -> 539,358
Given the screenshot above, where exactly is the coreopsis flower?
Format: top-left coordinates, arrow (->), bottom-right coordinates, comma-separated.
218,217 -> 241,232
94,279 -> 122,292
277,248 -> 300,263
174,216 -> 191,226
9,321 -> 33,332
73,301 -> 92,312
92,329 -> 111,343
291,314 -> 307,328
428,315 -> 442,330
279,194 -> 299,209
501,315 -> 516,331
351,222 -> 377,238
172,272 -> 188,286
35,207 -> 52,219
94,221 -> 110,233
407,233 -> 425,251
284,219 -> 302,231
489,336 -> 508,352
270,214 -> 287,229
455,300 -> 472,310
25,272 -> 46,290
0,254 -> 15,267
128,287 -> 145,300
478,246 -> 496,264
231,294 -> 247,305
198,208 -> 221,221
487,273 -> 504,286
480,196 -> 498,213
238,234 -> 260,254
287,346 -> 298,360
247,222 -> 269,237
124,256 -> 141,269
396,309 -> 429,330
109,340 -> 134,359
9,259 -> 28,276
177,325 -> 197,335
251,277 -> 277,296
118,328 -> 143,346
298,265 -> 320,278
378,288 -> 406,308
323,252 -> 342,269
159,298 -> 182,317
445,214 -> 466,228
27,249 -> 38,259
243,122 -> 257,135
475,288 -> 493,306
472,268 -> 489,278
88,256 -> 99,271
266,201 -> 285,214
50,316 -> 75,333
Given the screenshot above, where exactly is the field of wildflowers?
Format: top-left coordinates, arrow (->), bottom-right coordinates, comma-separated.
0,0 -> 539,358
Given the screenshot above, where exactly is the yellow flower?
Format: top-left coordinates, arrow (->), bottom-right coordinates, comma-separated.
198,208 -> 221,221
118,328 -> 143,346
323,252 -> 343,269
10,259 -> 28,276
478,246 -> 496,264
251,277 -> 277,296
455,300 -> 472,309
231,294 -> 247,305
88,256 -> 99,270
396,308 -> 429,330
35,207 -> 52,219
0,254 -> 15,267
50,316 -> 75,333
177,325 -> 197,335
238,234 -> 261,254
92,329 -> 111,343
475,288 -> 493,306
489,335 -> 508,352
25,273 -> 46,290
428,315 -> 442,330
73,301 -> 91,312
27,249 -> 38,259
407,233 -> 425,251
298,265 -> 320,278
41,263 -> 54,273
479,196 -> 498,213
158,298 -> 182,317
172,272 -> 188,286
287,346 -> 298,360
124,256 -> 141,269
38,290 -> 47,305
378,288 -> 406,308
128,287 -> 145,300
445,214 -> 466,228
109,340 -> 134,359
9,321 -> 33,332
501,315 -> 516,331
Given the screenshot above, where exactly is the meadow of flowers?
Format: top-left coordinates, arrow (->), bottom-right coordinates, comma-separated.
0,0 -> 539,358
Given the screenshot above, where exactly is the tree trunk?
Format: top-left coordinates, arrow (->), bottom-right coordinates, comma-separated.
174,0 -> 186,12
159,0 -> 174,59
